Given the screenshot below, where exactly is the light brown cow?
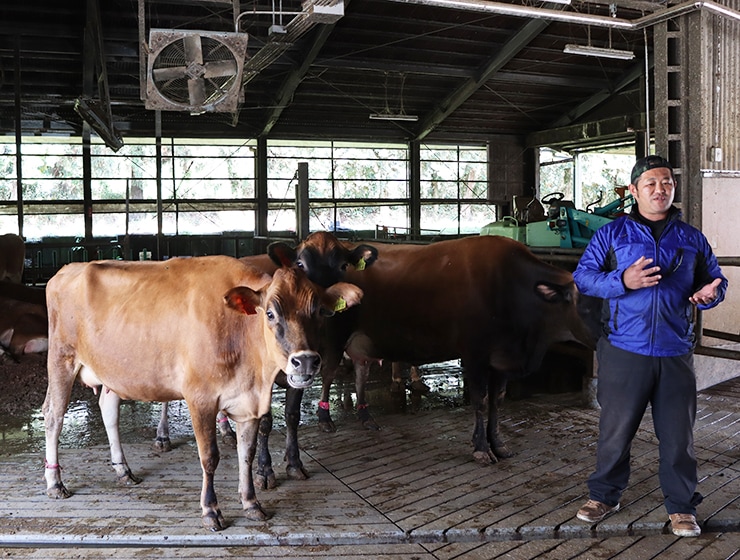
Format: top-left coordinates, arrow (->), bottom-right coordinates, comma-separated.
154,232 -> 378,490
0,234 -> 25,283
42,255 -> 362,531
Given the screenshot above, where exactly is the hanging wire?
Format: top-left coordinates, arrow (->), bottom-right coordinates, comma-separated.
270,168 -> 300,229
398,72 -> 409,116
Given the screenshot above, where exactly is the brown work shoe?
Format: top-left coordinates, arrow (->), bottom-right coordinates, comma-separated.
576,499 -> 620,523
669,513 -> 701,537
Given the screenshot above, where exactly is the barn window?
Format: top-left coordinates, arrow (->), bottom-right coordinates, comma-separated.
420,144 -> 491,235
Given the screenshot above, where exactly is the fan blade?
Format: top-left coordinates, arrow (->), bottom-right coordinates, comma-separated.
183,35 -> 203,65
152,66 -> 188,81
203,60 -> 239,79
188,78 -> 207,106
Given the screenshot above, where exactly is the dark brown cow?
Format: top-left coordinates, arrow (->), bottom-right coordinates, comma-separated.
0,279 -> 46,306
42,256 -> 362,530
0,234 -> 25,283
318,235 -> 595,462
0,295 -> 48,359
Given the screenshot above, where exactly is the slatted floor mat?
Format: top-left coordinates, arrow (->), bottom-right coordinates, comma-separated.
2,379 -> 738,559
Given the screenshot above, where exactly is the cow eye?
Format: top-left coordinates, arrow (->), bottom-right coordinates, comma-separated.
296,260 -> 305,270
340,262 -> 349,271
265,309 -> 275,321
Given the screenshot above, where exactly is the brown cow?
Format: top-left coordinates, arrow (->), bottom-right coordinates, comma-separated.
317,235 -> 595,463
0,279 -> 46,306
0,295 -> 48,359
0,234 -> 25,283
42,256 -> 362,530
153,232 -> 378,490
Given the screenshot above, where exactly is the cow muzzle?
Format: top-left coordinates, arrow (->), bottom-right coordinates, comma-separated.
285,350 -> 321,389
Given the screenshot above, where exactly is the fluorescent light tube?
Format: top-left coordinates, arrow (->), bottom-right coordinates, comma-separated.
563,43 -> 634,60
369,113 -> 419,122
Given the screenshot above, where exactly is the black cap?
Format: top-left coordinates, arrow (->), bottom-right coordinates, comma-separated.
630,155 -> 673,185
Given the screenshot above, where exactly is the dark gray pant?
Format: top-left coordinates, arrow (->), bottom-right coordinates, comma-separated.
587,338 -> 702,515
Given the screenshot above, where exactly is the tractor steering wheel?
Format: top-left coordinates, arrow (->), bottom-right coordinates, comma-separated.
541,192 -> 565,205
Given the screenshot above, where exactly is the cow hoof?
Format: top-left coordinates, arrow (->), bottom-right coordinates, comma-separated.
202,510 -> 226,532
254,472 -> 277,490
493,445 -> 514,459
286,465 -> 309,480
221,433 -> 237,449
361,418 -> 381,430
46,483 -> 71,499
473,449 -> 499,464
245,504 -> 269,521
116,470 -> 143,486
153,437 -> 172,452
319,420 -> 337,433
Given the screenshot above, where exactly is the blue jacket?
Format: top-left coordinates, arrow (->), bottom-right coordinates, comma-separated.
573,208 -> 727,357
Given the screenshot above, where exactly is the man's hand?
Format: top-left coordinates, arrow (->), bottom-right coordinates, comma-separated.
623,256 -> 661,290
689,278 -> 722,305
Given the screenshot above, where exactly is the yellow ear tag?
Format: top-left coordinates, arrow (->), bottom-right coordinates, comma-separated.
354,258 -> 366,271
334,296 -> 347,312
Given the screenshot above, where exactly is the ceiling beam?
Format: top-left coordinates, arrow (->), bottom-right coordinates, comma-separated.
525,113 -> 646,150
259,0 -> 351,137
84,0 -> 114,124
414,16 -> 552,141
312,58 -> 610,90
548,56 -> 653,128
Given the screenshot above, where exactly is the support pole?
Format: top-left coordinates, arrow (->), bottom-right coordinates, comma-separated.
296,162 -> 309,240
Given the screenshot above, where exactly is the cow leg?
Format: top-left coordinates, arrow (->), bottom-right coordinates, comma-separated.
487,374 -> 514,459
42,363 -> 75,499
409,365 -> 430,393
464,364 -> 497,464
217,410 -> 237,448
98,389 -> 141,485
318,367 -> 337,433
191,407 -> 226,531
254,411 -> 276,490
154,402 -> 172,452
284,387 -> 308,480
354,360 -> 379,430
235,417 -> 269,522
390,362 -> 405,393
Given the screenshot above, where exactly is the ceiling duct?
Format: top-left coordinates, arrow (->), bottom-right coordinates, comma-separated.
238,0 -> 345,85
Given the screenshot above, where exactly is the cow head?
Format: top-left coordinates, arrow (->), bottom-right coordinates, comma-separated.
267,231 -> 378,288
224,267 -> 363,388
534,280 -> 597,350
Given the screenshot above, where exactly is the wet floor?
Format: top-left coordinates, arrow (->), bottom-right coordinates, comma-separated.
0,359 -> 468,456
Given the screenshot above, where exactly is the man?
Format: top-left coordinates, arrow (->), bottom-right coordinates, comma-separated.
573,155 -> 727,537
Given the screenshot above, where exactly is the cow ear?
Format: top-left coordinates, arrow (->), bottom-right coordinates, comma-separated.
323,282 -> 363,313
535,281 -> 572,303
224,287 -> 261,315
350,244 -> 378,270
267,242 -> 298,268
0,328 -> 13,348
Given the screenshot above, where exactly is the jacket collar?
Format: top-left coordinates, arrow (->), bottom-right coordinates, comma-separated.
628,204 -> 681,225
